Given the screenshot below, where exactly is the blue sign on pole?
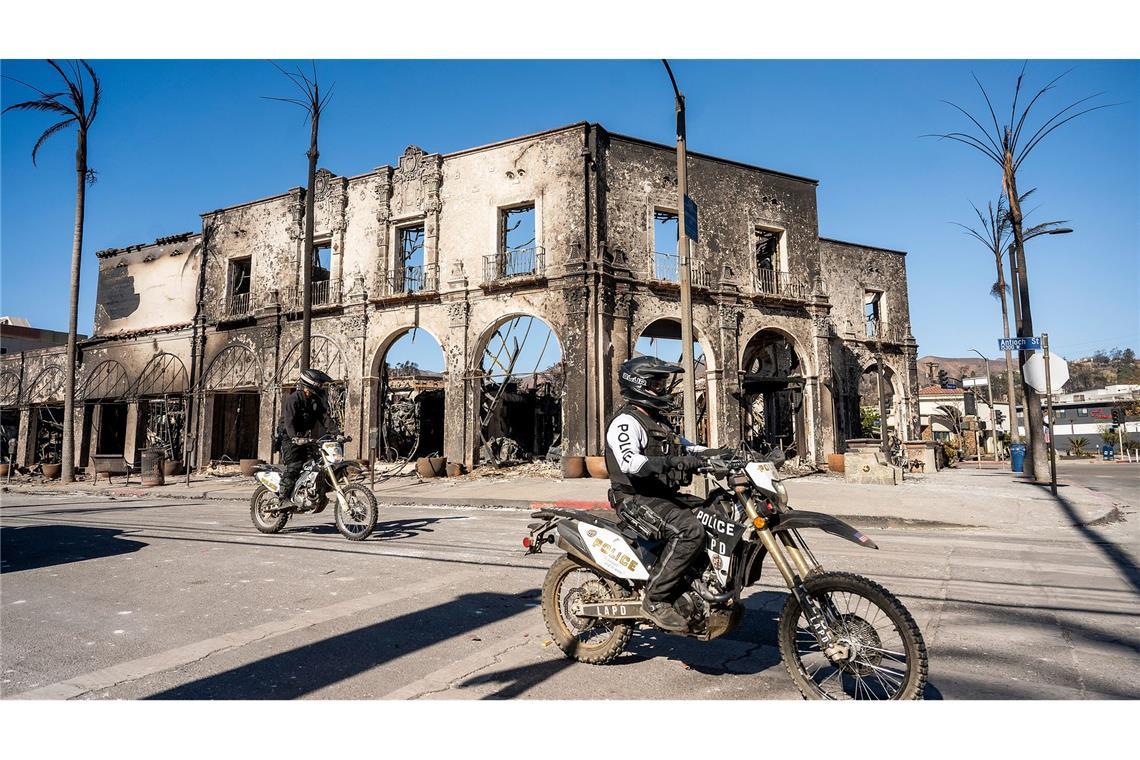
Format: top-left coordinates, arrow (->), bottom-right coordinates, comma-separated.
684,195 -> 698,242
999,337 -> 1041,352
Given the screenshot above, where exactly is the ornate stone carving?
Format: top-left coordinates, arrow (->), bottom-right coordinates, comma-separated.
314,168 -> 335,202
447,300 -> 469,327
613,292 -> 633,318
562,286 -> 589,315
811,313 -> 834,337
394,146 -> 428,183
718,305 -> 743,331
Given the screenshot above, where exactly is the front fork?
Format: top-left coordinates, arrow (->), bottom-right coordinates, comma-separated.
736,486 -> 851,663
324,457 -> 349,510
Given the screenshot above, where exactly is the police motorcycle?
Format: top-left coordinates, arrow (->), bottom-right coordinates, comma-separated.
524,448 -> 928,700
249,434 -> 378,541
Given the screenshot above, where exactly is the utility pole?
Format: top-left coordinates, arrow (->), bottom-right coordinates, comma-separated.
1042,333 -> 1058,495
971,348 -> 999,462
663,60 -> 699,460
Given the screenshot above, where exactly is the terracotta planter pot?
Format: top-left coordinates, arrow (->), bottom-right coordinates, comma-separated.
416,456 -> 448,478
163,461 -> 185,477
41,463 -> 62,479
446,462 -> 464,478
585,455 -> 609,479
827,453 -> 845,473
239,458 -> 265,477
0,464 -> 9,477
561,456 -> 587,479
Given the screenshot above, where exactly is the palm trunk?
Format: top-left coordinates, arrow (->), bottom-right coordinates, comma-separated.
300,100 -> 319,373
61,129 -> 87,483
995,252 -> 1020,444
1003,145 -> 1049,482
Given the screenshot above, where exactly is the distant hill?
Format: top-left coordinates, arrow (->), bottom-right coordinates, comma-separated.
918,348 -> 1137,395
917,355 -> 1005,385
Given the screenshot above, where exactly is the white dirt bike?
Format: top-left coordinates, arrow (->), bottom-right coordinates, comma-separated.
524,450 -> 928,699
250,434 -> 378,541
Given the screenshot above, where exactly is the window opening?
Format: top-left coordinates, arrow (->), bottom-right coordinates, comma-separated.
864,291 -> 883,337
653,210 -> 679,281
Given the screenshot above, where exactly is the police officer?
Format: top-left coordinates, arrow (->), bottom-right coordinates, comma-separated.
604,356 -> 728,632
276,368 -> 336,506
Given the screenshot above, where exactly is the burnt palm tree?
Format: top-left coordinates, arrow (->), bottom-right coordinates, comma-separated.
265,61 -> 333,372
3,60 -> 101,482
929,64 -> 1114,481
954,191 -> 1068,446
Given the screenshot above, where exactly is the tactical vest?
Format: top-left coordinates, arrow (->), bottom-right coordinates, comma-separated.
605,402 -> 691,497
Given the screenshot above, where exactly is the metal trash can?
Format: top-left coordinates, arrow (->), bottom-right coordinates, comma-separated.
140,447 -> 166,486
1010,442 -> 1027,473
1102,443 -> 1115,461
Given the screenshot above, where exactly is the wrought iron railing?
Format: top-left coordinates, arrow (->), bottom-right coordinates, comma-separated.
381,263 -> 439,296
483,246 -> 545,283
864,319 -> 909,344
650,252 -> 715,289
225,292 -> 251,317
752,269 -> 810,301
280,278 -> 341,310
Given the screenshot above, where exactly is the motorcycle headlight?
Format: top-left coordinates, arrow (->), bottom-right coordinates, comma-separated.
773,481 -> 789,509
321,442 -> 344,464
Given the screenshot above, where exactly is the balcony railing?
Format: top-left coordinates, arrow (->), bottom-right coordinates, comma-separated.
280,278 -> 341,311
752,269 -> 810,301
224,292 -> 251,317
381,263 -> 439,297
650,252 -> 715,289
483,246 -> 545,284
864,319 -> 910,345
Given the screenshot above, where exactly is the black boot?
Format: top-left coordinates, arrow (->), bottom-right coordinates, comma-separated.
642,599 -> 689,631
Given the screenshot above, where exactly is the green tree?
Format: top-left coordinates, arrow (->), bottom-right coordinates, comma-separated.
3,60 -> 102,482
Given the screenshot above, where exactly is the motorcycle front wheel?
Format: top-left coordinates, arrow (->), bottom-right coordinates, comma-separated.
778,571 -> 928,700
334,484 -> 378,541
250,485 -> 290,534
541,556 -> 632,665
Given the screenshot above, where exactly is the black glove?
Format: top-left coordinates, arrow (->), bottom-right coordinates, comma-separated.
292,437 -> 312,446
666,454 -> 704,472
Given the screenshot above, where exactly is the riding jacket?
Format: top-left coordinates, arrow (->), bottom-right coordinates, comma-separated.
604,402 -> 706,497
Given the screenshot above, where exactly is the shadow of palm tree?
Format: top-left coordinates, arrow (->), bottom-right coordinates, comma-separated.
0,524 -> 147,573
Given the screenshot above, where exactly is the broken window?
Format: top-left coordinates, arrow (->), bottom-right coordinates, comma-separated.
227,257 -> 252,315
312,243 -> 331,282
653,210 -> 679,281
755,228 -> 781,293
397,225 -> 426,292
494,204 -> 539,279
864,291 -> 883,337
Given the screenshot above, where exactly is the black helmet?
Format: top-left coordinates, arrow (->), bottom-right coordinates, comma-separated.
298,368 -> 334,394
619,356 -> 683,413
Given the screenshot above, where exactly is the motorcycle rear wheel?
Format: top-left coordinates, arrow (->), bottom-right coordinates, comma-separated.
250,485 -> 290,534
334,484 -> 378,541
778,571 -> 927,700
541,556 -> 632,665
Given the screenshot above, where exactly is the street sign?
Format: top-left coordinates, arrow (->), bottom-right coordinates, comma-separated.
684,195 -> 698,242
963,376 -> 988,387
999,337 -> 1041,351
1023,352 -> 1070,394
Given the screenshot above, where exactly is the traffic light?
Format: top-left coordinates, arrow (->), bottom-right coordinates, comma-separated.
964,390 -> 977,416
937,369 -> 949,387
995,408 -> 1006,427
1112,407 -> 1124,425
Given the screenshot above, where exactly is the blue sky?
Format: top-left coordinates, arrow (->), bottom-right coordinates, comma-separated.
2,59 -> 1136,370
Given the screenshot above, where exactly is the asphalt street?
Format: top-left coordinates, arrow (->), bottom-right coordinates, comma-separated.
2,487 -> 1138,700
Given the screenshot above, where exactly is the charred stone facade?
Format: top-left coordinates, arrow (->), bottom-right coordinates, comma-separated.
1,122 -> 918,471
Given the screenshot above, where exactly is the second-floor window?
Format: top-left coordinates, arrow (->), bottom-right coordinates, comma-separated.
397,224 -> 426,292
653,209 -> 679,281
864,290 -> 883,336
494,203 -> 539,279
755,227 -> 782,292
227,257 -> 251,315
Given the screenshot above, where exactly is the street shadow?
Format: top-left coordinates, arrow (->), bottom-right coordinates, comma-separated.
145,589 -> 536,700
374,516 -> 467,541
0,524 -> 147,573
1043,485 -> 1140,594
458,657 -> 578,699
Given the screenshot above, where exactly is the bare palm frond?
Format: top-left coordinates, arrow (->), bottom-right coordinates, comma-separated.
1015,101 -> 1120,171
990,281 -> 1007,299
3,97 -> 78,119
30,117 -> 77,164
970,72 -> 1004,146
1010,68 -> 1073,148
80,60 -> 102,124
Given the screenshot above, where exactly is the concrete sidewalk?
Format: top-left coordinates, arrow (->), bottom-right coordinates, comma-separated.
1,464 -> 1125,530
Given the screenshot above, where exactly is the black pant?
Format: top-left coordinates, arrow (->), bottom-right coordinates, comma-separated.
622,492 -> 704,603
278,439 -> 313,502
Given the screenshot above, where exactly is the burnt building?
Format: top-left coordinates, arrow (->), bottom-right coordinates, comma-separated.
0,122 -> 919,472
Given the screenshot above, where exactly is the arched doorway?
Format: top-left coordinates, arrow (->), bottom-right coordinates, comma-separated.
373,327 -> 446,464
203,344 -> 264,462
634,318 -> 713,445
475,315 -> 564,465
859,363 -> 898,439
740,329 -> 805,457
132,353 -> 189,464
1,371 -> 22,465
24,364 -> 65,466
279,335 -> 348,430
76,359 -> 131,466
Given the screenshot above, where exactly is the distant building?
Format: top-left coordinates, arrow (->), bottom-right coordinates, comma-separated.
0,317 -> 83,355
1017,384 -> 1140,451
918,384 -> 1010,457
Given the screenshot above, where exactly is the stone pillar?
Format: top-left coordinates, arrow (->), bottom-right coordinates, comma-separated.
373,169 -> 393,295
17,407 -> 32,467
716,304 -> 744,447
810,313 -> 837,460
256,390 -> 275,462
123,401 -> 140,464
198,394 -> 215,466
423,158 -> 443,274
560,285 -> 591,457
442,299 -> 472,470
72,403 -> 88,470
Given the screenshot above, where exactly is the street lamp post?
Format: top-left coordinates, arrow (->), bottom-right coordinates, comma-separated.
662,60 -> 700,466
971,348 -> 998,462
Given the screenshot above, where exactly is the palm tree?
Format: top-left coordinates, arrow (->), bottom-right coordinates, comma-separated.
930,404 -> 966,462
928,64 -> 1115,482
954,192 -> 1068,446
3,60 -> 101,482
265,61 -> 333,372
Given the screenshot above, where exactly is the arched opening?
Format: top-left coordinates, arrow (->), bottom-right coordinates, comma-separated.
204,345 -> 263,462
634,318 -> 712,445
740,329 -> 805,457
25,365 -> 65,465
0,371 -> 21,465
858,363 -> 898,440
476,315 -> 564,465
76,359 -> 131,466
279,336 -> 348,431
373,327 -> 446,465
132,353 -> 189,464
